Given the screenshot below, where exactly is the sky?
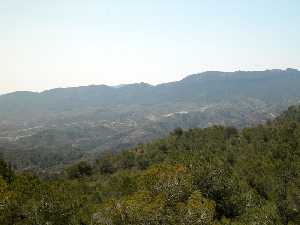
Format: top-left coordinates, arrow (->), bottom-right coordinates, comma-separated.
0,0 -> 300,94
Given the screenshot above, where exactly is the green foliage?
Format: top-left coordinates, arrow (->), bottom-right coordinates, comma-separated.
66,161 -> 93,179
1,106 -> 300,224
0,155 -> 14,183
177,191 -> 216,225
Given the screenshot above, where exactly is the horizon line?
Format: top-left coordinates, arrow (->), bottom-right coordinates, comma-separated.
1,68 -> 298,96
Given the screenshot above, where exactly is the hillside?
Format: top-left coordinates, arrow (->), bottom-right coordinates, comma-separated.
1,105 -> 300,224
1,69 -> 300,170
1,69 -> 300,123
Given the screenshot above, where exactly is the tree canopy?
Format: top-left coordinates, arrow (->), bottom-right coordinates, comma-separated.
1,105 -> 300,224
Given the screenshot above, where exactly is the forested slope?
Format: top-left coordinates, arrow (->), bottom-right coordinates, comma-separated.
1,105 -> 300,224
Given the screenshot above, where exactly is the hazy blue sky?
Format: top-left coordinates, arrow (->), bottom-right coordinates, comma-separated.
1,0 -> 299,94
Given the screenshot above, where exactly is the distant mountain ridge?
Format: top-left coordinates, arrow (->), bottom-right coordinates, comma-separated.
2,68 -> 299,96
1,68 -> 300,170
1,68 -> 299,115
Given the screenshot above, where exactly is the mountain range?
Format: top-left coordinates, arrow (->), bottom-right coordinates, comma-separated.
1,68 -> 300,170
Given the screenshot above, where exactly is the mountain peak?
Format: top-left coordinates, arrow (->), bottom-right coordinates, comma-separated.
115,82 -> 152,89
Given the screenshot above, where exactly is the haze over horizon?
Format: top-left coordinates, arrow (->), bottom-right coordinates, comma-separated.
1,68 -> 300,96
1,0 -> 300,94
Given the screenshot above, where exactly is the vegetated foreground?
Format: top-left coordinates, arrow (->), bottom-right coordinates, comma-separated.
1,105 -> 300,225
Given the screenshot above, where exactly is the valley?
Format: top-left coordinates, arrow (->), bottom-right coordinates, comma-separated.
0,69 -> 300,171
